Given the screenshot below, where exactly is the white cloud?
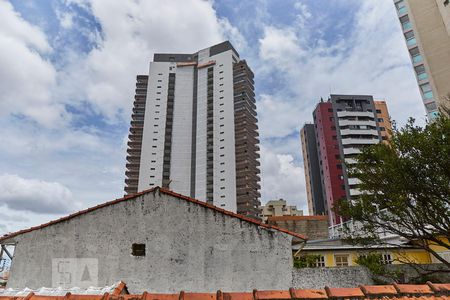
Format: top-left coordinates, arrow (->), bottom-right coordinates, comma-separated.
258,94 -> 311,139
0,174 -> 79,214
260,146 -> 307,212
0,0 -> 427,226
258,0 -> 425,140
255,0 -> 426,213
0,0 -> 246,232
259,26 -> 304,70
59,0 -> 244,122
56,10 -> 74,29
0,0 -> 66,127
218,17 -> 248,52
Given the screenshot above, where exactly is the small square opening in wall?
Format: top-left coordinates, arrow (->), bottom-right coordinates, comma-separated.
132,243 -> 146,256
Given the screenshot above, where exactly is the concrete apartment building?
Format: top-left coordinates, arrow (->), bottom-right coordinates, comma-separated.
124,41 -> 261,218
260,199 -> 303,221
300,125 -> 325,216
394,0 -> 450,119
301,95 -> 392,226
374,101 -> 393,141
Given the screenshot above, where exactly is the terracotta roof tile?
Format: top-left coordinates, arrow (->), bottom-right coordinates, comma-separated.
1,283 -> 450,300
427,282 -> 450,293
290,288 -> 328,299
143,293 -> 178,300
360,285 -> 398,296
394,284 -> 433,295
0,187 -> 307,242
325,287 -> 365,298
221,292 -> 253,300
254,291 -> 291,300
183,293 -> 217,300
113,282 -> 128,296
68,296 -> 103,300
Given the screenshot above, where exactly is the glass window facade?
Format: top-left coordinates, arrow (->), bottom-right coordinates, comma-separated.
404,31 -> 417,46
425,102 -> 438,111
395,0 -> 407,14
400,15 -> 412,30
415,65 -> 428,81
409,47 -> 423,63
420,83 -> 433,99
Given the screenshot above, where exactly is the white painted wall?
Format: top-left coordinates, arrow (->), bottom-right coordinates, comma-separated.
209,50 -> 237,212
138,62 -> 171,191
5,192 -> 293,293
195,67 -> 208,201
170,66 -> 194,196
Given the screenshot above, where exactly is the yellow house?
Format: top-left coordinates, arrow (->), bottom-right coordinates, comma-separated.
293,238 -> 432,267
427,237 -> 450,263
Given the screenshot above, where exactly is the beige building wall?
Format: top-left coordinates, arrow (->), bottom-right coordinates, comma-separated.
260,199 -> 303,221
374,101 -> 393,141
267,216 -> 329,240
395,0 -> 450,118
300,128 -> 314,216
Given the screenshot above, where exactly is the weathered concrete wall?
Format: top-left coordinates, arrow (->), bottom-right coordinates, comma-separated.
383,263 -> 450,284
6,191 -> 293,293
268,217 -> 328,240
291,266 -> 373,288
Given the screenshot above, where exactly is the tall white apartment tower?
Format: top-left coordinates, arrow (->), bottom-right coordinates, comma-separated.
394,0 -> 450,119
124,41 -> 261,218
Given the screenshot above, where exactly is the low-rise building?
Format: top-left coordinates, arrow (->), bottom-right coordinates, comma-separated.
293,238 -> 432,268
267,216 -> 329,240
260,199 -> 303,221
428,237 -> 450,263
0,187 -> 306,293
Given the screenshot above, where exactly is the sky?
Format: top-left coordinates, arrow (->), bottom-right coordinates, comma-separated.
0,0 -> 426,235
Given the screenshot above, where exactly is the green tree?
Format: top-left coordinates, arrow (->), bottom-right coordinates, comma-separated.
336,115 -> 450,269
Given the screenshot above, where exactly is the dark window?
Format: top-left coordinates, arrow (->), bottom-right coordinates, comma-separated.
337,164 -> 343,169
380,127 -> 386,131
328,108 -> 333,112
376,109 -> 382,114
132,244 -> 146,256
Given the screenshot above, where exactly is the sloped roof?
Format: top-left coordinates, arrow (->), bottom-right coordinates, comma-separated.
0,187 -> 307,242
1,282 -> 449,300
